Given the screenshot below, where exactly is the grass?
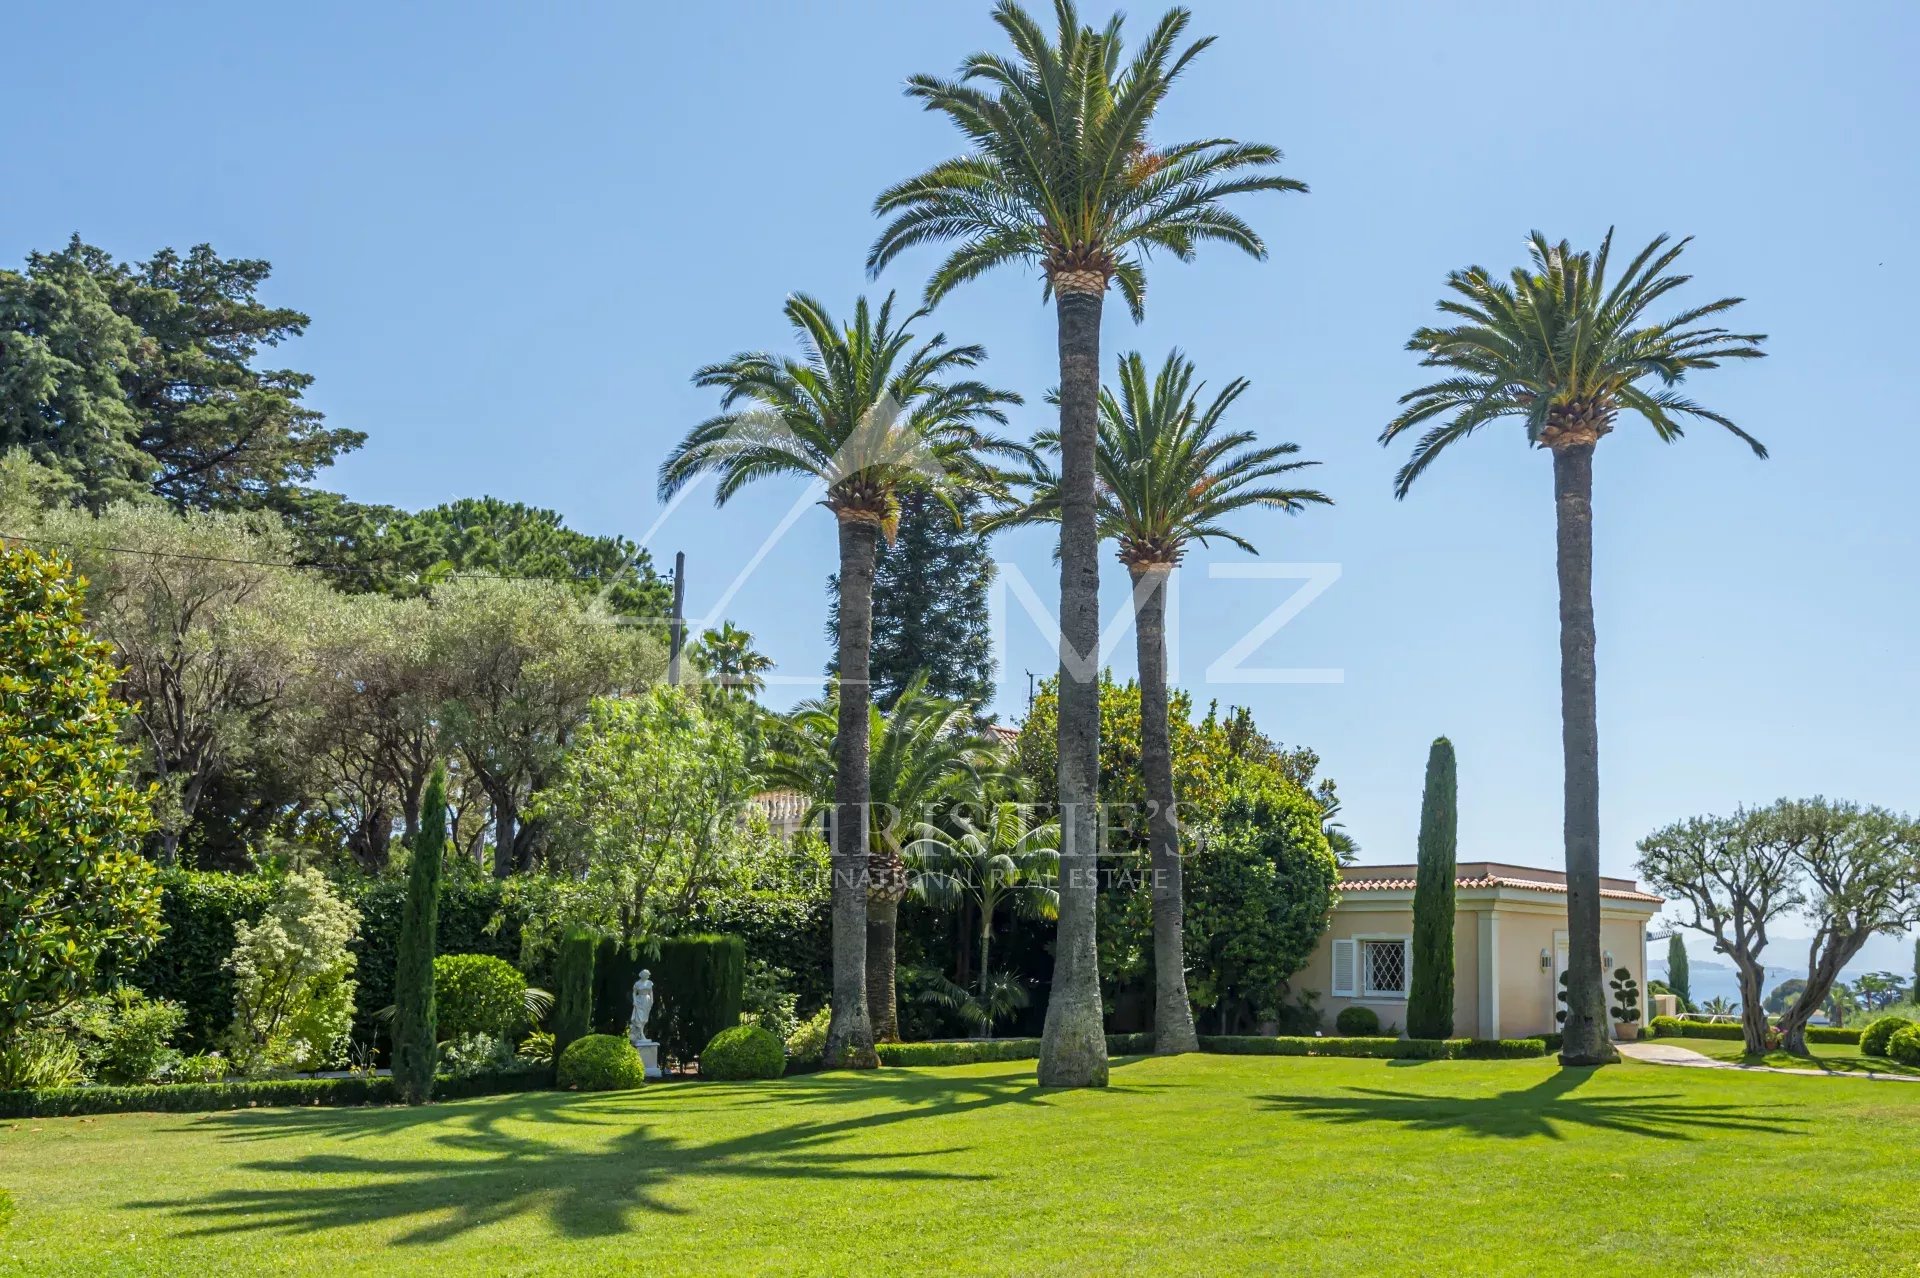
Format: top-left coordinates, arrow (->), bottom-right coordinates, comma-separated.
3,1054 -> 1918,1275
1657,1034 -> 1920,1077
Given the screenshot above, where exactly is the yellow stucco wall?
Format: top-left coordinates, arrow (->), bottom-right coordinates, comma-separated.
1295,889 -> 1654,1038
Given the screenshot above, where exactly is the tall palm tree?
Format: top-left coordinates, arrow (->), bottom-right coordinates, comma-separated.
870,0 -> 1303,1087
1013,350 -> 1329,1054
1382,230 -> 1765,1066
688,621 -> 773,697
660,294 -> 1021,1067
760,672 -> 1006,1041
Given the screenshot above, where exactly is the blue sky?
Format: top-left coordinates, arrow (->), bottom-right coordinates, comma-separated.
10,2 -> 1919,933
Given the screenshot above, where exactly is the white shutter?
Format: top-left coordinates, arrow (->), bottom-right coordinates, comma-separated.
1332,938 -> 1356,997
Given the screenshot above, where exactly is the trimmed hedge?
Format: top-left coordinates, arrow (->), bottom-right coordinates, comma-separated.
867,1034 -> 1547,1067
1334,1006 -> 1380,1036
653,935 -> 745,1066
1647,1016 -> 1864,1047
700,1025 -> 784,1080
0,1063 -> 549,1119
433,954 -> 529,1041
1887,1024 -> 1920,1067
1200,1036 -> 1547,1060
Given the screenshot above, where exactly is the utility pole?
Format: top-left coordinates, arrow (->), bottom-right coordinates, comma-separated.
667,551 -> 687,685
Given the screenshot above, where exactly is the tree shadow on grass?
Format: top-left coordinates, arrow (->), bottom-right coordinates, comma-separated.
127,1069 -> 1062,1244
1257,1067 -> 1805,1142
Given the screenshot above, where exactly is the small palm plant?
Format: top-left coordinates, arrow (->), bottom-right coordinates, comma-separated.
1383,230 -> 1765,1066
871,0 -> 1303,1088
760,673 -> 1005,1042
686,622 -> 773,698
662,294 -> 1020,1068
1006,349 -> 1328,1053
905,798 -> 1061,1035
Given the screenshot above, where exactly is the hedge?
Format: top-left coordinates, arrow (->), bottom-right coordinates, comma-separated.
0,1063 -> 550,1119
865,1034 -> 1542,1067
653,935 -> 745,1066
132,872 -> 533,1055
1199,1036 -> 1547,1060
1647,1016 -> 1862,1046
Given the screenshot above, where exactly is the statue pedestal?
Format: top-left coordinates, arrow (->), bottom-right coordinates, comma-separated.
631,1035 -> 662,1080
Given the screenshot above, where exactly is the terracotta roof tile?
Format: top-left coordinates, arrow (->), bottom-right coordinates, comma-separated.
1337,872 -> 1662,904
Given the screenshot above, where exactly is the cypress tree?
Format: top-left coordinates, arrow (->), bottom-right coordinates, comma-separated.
392,762 -> 447,1104
1406,737 -> 1457,1039
1667,932 -> 1692,1011
552,929 -> 597,1060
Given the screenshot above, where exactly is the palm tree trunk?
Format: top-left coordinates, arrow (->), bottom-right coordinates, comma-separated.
865,889 -> 900,1042
1038,284 -> 1110,1088
1131,563 -> 1198,1054
825,513 -> 879,1069
1552,443 -> 1616,1066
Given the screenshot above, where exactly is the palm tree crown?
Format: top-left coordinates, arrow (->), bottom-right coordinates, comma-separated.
1016,349 -> 1331,565
760,673 -> 1006,853
688,621 -> 773,697
659,292 -> 1024,529
1381,229 -> 1767,495
868,0 -> 1304,316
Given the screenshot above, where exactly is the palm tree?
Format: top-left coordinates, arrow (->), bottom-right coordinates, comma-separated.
1382,231 -> 1766,1066
688,621 -> 773,697
905,800 -> 1061,1023
870,0 -> 1303,1087
760,672 -> 1005,1041
1010,350 -> 1328,1054
660,294 -> 1021,1066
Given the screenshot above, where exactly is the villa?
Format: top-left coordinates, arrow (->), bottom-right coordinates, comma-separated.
1296,862 -> 1663,1039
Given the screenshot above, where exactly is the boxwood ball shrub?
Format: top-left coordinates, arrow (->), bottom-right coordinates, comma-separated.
1862,1015 -> 1914,1057
1334,1006 -> 1380,1036
700,1025 -> 784,1080
434,954 -> 529,1041
1886,1024 -> 1920,1068
556,1034 -> 647,1091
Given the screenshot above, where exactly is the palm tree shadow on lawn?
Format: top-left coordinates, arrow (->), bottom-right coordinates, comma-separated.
1258,1067 -> 1804,1142
128,1068 -> 1141,1245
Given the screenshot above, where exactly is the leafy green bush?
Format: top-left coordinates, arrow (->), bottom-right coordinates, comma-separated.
556,1034 -> 647,1091
0,1063 -> 547,1119
433,954 -> 532,1041
1862,1015 -> 1914,1057
700,1025 -> 784,1080
1886,1024 -> 1920,1067
69,988 -> 186,1084
785,1006 -> 831,1071
517,1032 -> 555,1065
224,869 -> 361,1075
1806,1025 -> 1862,1045
1334,1006 -> 1380,1036
654,935 -> 745,1067
438,1032 -> 512,1078
169,1053 -> 227,1084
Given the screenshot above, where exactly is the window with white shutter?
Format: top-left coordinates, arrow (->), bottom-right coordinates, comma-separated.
1331,938 -> 1356,997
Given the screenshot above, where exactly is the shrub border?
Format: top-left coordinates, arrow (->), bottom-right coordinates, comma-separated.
0,1063 -> 551,1119
1646,1016 -> 1863,1046
872,1033 -> 1547,1068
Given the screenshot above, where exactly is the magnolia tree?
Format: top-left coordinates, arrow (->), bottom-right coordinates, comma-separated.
1639,797 -> 1920,1055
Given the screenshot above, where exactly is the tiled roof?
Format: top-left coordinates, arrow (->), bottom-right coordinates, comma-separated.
987,724 -> 1020,746
1338,864 -> 1662,904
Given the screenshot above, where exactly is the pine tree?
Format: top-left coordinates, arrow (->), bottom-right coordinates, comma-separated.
552,928 -> 597,1061
826,489 -> 996,710
1667,932 -> 1692,1011
1407,737 -> 1457,1039
391,762 -> 446,1104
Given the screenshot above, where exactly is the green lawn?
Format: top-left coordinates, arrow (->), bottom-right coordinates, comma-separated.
3,1054 -> 1918,1276
1658,1034 -> 1920,1077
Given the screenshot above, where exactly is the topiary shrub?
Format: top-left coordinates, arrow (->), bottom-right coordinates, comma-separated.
1885,1024 -> 1920,1068
700,1025 -> 784,1080
170,1053 -> 228,1084
556,1034 -> 647,1091
433,954 -> 530,1041
1862,1015 -> 1914,1057
1335,1005 -> 1380,1036
550,930 -> 596,1062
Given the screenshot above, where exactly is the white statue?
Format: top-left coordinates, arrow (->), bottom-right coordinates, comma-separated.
628,970 -> 655,1047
